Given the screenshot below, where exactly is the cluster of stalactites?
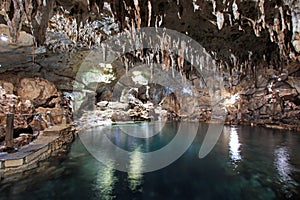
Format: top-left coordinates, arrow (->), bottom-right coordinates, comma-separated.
196,0 -> 298,60
0,0 -> 54,45
103,28 -> 219,87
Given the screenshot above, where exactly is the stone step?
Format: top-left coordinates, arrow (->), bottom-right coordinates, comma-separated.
0,143 -> 48,168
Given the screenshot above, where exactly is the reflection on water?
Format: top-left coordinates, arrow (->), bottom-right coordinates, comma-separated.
118,121 -> 164,138
274,146 -> 292,182
95,162 -> 117,200
128,147 -> 143,191
229,126 -> 242,167
274,146 -> 299,198
0,123 -> 300,200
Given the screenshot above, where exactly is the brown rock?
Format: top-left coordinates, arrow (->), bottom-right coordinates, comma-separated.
287,76 -> 300,94
0,86 -> 34,129
0,81 -> 14,94
17,78 -> 58,102
160,93 -> 180,115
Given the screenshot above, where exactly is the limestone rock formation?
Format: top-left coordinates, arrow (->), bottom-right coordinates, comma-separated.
160,93 -> 181,115
17,78 -> 58,103
0,77 -> 72,150
0,0 -> 299,131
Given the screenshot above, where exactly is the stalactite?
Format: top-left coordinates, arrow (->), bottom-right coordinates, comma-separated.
147,0 -> 152,27
178,49 -> 184,70
163,50 -> 170,71
155,51 -> 160,65
216,11 -> 224,30
3,0 -> 25,43
258,0 -> 265,29
124,56 -> 129,74
133,0 -> 141,29
170,52 -> 175,77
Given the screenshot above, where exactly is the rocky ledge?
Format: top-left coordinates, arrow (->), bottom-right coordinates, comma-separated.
0,77 -> 76,180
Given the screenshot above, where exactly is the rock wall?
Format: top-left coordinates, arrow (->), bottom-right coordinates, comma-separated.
0,0 -> 299,130
0,78 -> 72,149
226,63 -> 300,131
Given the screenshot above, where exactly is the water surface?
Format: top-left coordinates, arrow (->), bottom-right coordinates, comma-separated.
1,122 -> 300,200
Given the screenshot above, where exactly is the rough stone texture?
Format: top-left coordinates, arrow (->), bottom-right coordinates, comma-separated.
138,83 -> 166,104
0,81 -> 14,94
160,93 -> 181,115
0,0 -> 299,132
226,69 -> 300,130
0,77 -> 72,151
17,78 -> 58,102
0,86 -> 34,129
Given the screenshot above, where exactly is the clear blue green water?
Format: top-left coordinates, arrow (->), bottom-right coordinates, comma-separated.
1,122 -> 300,200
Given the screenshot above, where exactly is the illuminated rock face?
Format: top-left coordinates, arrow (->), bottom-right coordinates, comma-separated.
0,1 -> 299,130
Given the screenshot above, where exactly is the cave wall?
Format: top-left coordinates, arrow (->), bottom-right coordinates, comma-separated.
0,0 -> 300,130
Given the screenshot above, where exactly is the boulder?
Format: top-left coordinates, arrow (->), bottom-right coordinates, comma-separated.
17,78 -> 58,103
277,88 -> 298,99
256,74 -> 268,88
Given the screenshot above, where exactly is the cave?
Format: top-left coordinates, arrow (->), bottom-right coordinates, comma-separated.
0,0 -> 300,199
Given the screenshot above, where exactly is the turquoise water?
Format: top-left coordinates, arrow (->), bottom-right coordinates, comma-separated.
1,122 -> 300,200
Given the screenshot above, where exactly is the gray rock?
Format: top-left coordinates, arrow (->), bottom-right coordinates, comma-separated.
108,102 -> 129,110
97,101 -> 109,108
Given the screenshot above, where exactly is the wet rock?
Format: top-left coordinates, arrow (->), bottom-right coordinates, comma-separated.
256,74 -> 268,88
277,88 -> 298,99
248,96 -> 267,111
252,89 -> 267,98
180,94 -> 197,115
0,77 -> 71,135
274,83 -> 298,100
